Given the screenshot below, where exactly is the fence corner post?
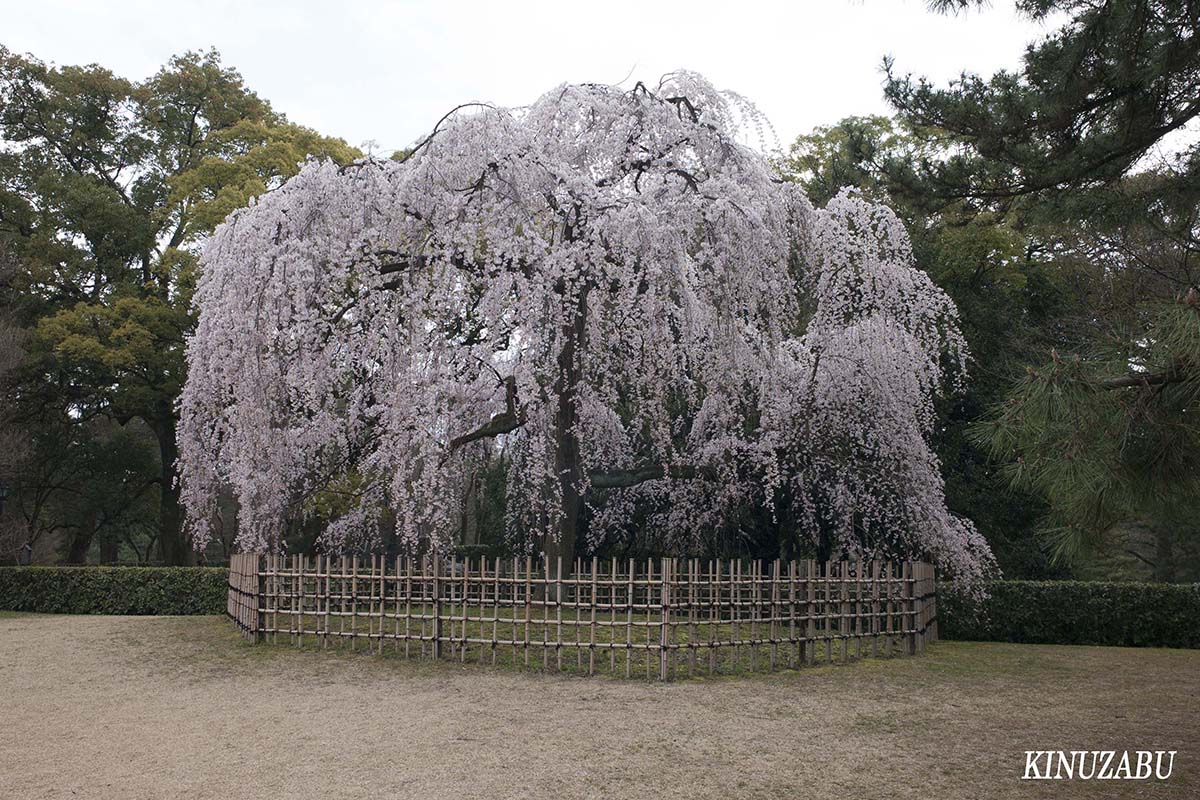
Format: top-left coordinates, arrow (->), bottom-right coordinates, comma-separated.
253,553 -> 264,644
930,564 -> 939,643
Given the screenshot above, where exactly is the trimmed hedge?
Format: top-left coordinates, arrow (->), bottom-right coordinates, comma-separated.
3,569 -> 1198,649
0,566 -> 228,615
940,580 -> 1200,649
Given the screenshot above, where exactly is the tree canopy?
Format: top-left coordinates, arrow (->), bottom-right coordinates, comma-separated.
882,0 -> 1200,575
0,47 -> 357,563
179,73 -> 994,588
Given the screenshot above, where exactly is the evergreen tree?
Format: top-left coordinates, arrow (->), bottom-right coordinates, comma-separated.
0,47 -> 358,563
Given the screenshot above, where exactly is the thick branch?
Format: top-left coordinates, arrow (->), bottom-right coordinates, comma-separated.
588,464 -> 719,489
373,249 -> 532,291
447,376 -> 525,451
1098,368 -> 1185,390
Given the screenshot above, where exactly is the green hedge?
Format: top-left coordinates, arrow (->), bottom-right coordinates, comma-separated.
4,570 -> 1198,648
0,566 -> 228,615
940,580 -> 1200,649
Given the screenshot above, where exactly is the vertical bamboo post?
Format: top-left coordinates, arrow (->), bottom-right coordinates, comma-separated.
229,553 -> 236,635
229,553 -> 236,632
626,557 -> 634,679
403,557 -> 412,658
854,558 -> 863,660
904,561 -> 915,656
266,553 -> 275,644
802,560 -> 814,664
511,556 -> 519,667
523,555 -> 532,669
589,556 -> 598,676
555,556 -> 563,672
287,554 -> 294,646
367,555 -> 376,652
378,554 -> 387,655
610,557 -> 618,674
915,562 -> 922,652
749,560 -> 759,673
732,559 -> 741,671
454,555 -> 463,662
824,561 -> 834,664
393,555 -> 401,655
787,560 -> 797,668
460,556 -> 469,664
334,555 -> 344,647
448,556 -> 456,661
840,561 -> 849,663
418,556 -> 427,658
871,560 -> 881,657
253,553 -> 263,643
709,559 -> 719,674
492,556 -> 500,666
453,556 -> 460,662
573,558 -> 582,672
318,554 -> 327,649
296,554 -> 305,648
431,553 -> 442,661
543,557 -> 551,670
688,558 -> 697,677
645,559 -> 652,679
659,557 -> 670,681
930,564 -> 939,643
816,561 -> 825,666
349,556 -> 359,650
923,562 -> 931,652
769,559 -> 779,672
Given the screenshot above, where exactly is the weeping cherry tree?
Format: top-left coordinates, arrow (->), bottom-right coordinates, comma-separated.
178,72 -> 995,589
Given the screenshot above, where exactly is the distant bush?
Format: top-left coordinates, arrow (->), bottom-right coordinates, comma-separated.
0,567 -> 227,615
940,580 -> 1200,649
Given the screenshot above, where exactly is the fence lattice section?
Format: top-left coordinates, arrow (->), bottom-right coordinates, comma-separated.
227,553 -> 937,679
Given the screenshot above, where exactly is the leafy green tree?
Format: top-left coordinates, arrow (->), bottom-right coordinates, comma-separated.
884,0 -> 1200,219
782,116 -> 1078,577
883,0 -> 1200,576
975,170 -> 1200,577
0,47 -> 358,563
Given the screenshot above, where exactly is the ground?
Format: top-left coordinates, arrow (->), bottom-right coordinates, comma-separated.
0,613 -> 1195,799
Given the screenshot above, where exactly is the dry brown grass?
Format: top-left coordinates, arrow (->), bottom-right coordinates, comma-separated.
0,612 -> 1195,799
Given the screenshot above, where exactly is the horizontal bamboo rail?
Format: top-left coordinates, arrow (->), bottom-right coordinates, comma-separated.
227,553 -> 937,680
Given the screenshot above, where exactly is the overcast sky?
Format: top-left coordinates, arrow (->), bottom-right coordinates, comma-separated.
3,0 -> 1058,152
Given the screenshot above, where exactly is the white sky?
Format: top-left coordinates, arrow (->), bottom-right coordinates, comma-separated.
2,0 -> 1058,152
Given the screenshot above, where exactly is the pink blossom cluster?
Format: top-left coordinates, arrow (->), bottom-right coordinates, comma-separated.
178,72 -> 996,589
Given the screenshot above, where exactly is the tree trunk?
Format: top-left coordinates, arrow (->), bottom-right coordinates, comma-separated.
64,510 -> 97,564
815,530 -> 833,565
1153,525 -> 1176,583
545,287 -> 587,572
151,405 -> 191,566
98,534 -> 119,564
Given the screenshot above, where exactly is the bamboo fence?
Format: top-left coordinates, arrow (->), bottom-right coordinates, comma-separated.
227,553 -> 937,680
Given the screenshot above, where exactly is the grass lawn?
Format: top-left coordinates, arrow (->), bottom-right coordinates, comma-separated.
0,612 -> 1195,799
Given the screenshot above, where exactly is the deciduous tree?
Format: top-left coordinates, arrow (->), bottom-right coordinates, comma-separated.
180,74 -> 995,588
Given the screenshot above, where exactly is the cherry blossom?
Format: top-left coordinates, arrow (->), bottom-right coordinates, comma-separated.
178,72 -> 995,589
